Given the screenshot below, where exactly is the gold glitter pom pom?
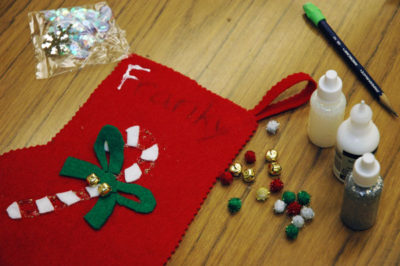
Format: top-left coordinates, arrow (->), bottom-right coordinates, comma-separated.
243,168 -> 256,183
268,162 -> 282,176
86,173 -> 100,186
256,187 -> 270,201
98,183 -> 112,197
265,149 -> 278,162
229,163 -> 243,177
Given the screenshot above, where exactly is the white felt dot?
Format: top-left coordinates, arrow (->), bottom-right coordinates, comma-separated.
6,202 -> 21,219
85,185 -> 100,198
124,163 -> 142,183
126,126 -> 140,147
104,141 -> 109,152
141,144 -> 159,162
35,197 -> 55,214
56,191 -> 81,206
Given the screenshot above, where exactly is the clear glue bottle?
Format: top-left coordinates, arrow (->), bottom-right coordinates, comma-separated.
340,153 -> 383,230
333,100 -> 380,182
308,70 -> 346,147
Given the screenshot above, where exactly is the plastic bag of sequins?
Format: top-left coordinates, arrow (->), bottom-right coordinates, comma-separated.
28,2 -> 129,79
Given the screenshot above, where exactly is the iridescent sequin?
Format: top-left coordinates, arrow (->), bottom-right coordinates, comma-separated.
99,6 -> 112,21
79,34 -> 96,49
94,21 -> 110,33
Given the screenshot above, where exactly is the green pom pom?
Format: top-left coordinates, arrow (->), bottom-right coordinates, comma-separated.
285,224 -> 299,240
282,191 -> 296,204
297,191 -> 311,205
228,198 -> 242,214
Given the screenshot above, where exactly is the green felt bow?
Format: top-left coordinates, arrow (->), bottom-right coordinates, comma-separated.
60,125 -> 156,230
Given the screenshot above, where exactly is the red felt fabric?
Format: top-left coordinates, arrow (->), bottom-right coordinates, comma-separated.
0,54 -> 257,266
0,54 -> 315,265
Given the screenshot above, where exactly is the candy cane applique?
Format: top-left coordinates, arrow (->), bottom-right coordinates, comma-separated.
121,125 -> 159,182
6,125 -> 160,229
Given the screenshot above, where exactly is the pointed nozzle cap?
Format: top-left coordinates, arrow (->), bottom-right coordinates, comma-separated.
352,153 -> 380,187
317,70 -> 343,101
350,100 -> 372,125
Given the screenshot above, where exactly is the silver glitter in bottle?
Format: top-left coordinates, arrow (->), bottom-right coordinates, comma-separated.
340,153 -> 383,230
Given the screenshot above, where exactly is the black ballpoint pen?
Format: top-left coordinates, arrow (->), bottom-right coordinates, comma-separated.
303,2 -> 398,117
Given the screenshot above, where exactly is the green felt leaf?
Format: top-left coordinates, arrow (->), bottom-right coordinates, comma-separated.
84,193 -> 117,230
94,125 -> 124,174
60,157 -> 103,180
116,182 -> 156,213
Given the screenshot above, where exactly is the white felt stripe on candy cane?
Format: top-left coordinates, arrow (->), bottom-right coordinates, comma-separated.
56,191 -> 81,206
85,185 -> 100,198
35,197 -> 55,214
141,144 -> 159,162
124,163 -> 142,183
6,188 -> 98,220
126,126 -> 140,147
6,202 -> 22,219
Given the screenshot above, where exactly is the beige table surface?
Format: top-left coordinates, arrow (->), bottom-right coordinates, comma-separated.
1,0 -> 400,265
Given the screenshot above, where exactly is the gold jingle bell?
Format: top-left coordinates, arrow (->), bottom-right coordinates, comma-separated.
98,182 -> 112,197
265,149 -> 278,162
229,163 -> 242,177
243,168 -> 256,183
268,162 -> 282,176
86,173 -> 100,186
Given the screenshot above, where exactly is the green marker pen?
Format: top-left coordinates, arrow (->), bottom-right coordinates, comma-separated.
303,3 -> 398,117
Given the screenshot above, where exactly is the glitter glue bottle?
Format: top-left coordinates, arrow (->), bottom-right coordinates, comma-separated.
308,70 -> 346,147
333,100 -> 380,182
340,153 -> 383,230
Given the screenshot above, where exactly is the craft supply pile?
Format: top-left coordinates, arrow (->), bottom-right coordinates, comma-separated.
223,145 -> 316,240
221,68 -> 384,238
0,1 -> 395,264
218,2 -> 391,240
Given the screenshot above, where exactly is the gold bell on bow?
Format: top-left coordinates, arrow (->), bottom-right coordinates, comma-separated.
268,162 -> 282,176
243,168 -> 256,183
98,183 -> 112,197
86,173 -> 100,186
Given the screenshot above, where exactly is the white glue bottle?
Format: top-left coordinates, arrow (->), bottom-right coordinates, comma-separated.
333,100 -> 380,182
308,70 -> 346,147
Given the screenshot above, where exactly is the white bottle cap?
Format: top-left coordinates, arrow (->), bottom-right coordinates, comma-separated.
352,153 -> 380,187
350,100 -> 372,126
317,70 -> 343,101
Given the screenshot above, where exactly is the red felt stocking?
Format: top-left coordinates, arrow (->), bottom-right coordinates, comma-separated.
0,54 -> 316,265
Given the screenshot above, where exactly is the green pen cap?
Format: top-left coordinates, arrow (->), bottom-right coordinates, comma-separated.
303,2 -> 325,26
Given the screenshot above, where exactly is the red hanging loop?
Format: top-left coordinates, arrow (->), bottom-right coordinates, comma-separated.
249,72 -> 317,121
